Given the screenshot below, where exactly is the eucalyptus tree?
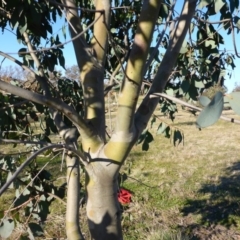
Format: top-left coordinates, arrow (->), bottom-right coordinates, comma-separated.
0,0 -> 240,239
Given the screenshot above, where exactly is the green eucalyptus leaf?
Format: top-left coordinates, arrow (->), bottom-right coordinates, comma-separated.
7,171 -> 14,189
137,129 -> 147,144
150,116 -> 156,128
62,25 -> 66,39
0,219 -> 15,238
145,131 -> 154,143
19,22 -> 27,35
142,139 -> 149,151
28,222 -> 44,237
214,0 -> 225,13
194,80 -> 205,88
180,40 -> 188,54
205,39 -> 216,49
157,122 -> 167,134
229,0 -> 239,13
199,95 -> 211,107
234,16 -> 240,30
198,0 -> 213,8
173,130 -> 184,146
164,126 -> 171,138
196,91 -> 224,128
18,48 -> 27,57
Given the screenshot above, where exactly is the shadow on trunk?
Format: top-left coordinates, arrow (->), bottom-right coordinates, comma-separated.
88,212 -> 122,240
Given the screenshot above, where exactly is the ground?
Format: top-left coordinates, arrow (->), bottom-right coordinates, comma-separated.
1,107 -> 240,239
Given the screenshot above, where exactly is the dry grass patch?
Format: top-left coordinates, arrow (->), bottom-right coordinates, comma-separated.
119,110 -> 240,239
1,108 -> 240,239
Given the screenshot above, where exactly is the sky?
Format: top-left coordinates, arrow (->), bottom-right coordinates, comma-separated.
0,2 -> 240,92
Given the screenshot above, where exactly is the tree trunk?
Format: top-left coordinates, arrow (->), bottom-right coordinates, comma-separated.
66,156 -> 84,240
86,167 -> 122,240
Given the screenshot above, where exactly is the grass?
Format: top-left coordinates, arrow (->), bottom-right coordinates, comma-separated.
119,110 -> 240,239
1,108 -> 240,239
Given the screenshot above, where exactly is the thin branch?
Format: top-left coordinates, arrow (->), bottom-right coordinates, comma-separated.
115,0 -> 162,134
105,70 -> 121,85
0,144 -> 88,196
0,100 -> 29,110
0,139 -> 51,145
47,0 -> 130,11
4,196 -> 39,214
2,14 -> 102,56
230,20 -> 240,58
0,80 -> 94,138
3,159 -> 50,221
0,51 -> 35,76
0,145 -> 61,196
195,16 -> 231,24
135,0 -> 197,135
151,92 -> 240,124
23,32 -> 41,68
47,0 -> 104,13
0,151 -> 32,157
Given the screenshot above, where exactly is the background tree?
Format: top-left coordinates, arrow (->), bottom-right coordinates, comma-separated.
0,66 -> 28,82
65,65 -> 81,81
233,82 -> 240,92
0,0 -> 240,239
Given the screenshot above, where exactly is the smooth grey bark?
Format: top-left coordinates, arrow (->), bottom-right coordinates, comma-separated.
86,169 -> 122,240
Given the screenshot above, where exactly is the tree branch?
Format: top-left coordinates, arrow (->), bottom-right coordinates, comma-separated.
0,99 -> 29,110
135,0 -> 197,135
0,51 -> 35,76
151,92 -> 240,124
114,0 -> 162,135
91,0 -> 110,65
0,144 -> 88,196
230,20 -> 240,58
63,0 -> 106,143
23,32 -> 41,68
0,80 -> 94,138
143,1 -> 176,75
0,139 -> 51,145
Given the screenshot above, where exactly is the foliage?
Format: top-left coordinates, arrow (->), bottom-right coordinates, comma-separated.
0,0 -> 240,239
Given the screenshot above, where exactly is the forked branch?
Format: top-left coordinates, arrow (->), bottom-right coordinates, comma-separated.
0,80 -> 94,138
115,0 -> 162,134
0,144 -> 88,196
135,0 -> 197,135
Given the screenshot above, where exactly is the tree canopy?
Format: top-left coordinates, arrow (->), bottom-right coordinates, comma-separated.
0,0 -> 240,239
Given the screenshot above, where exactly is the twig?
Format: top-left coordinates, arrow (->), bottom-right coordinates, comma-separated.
47,0 -> 130,11
230,20 -> 240,58
61,148 -> 66,172
151,92 -> 240,124
107,92 -> 112,133
0,100 -> 29,111
0,144 -> 88,196
195,16 -> 231,24
0,139 -> 50,145
0,151 -> 32,157
2,13 -> 102,56
0,51 -> 35,75
46,0 -> 104,13
4,196 -> 38,213
0,80 -> 92,136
